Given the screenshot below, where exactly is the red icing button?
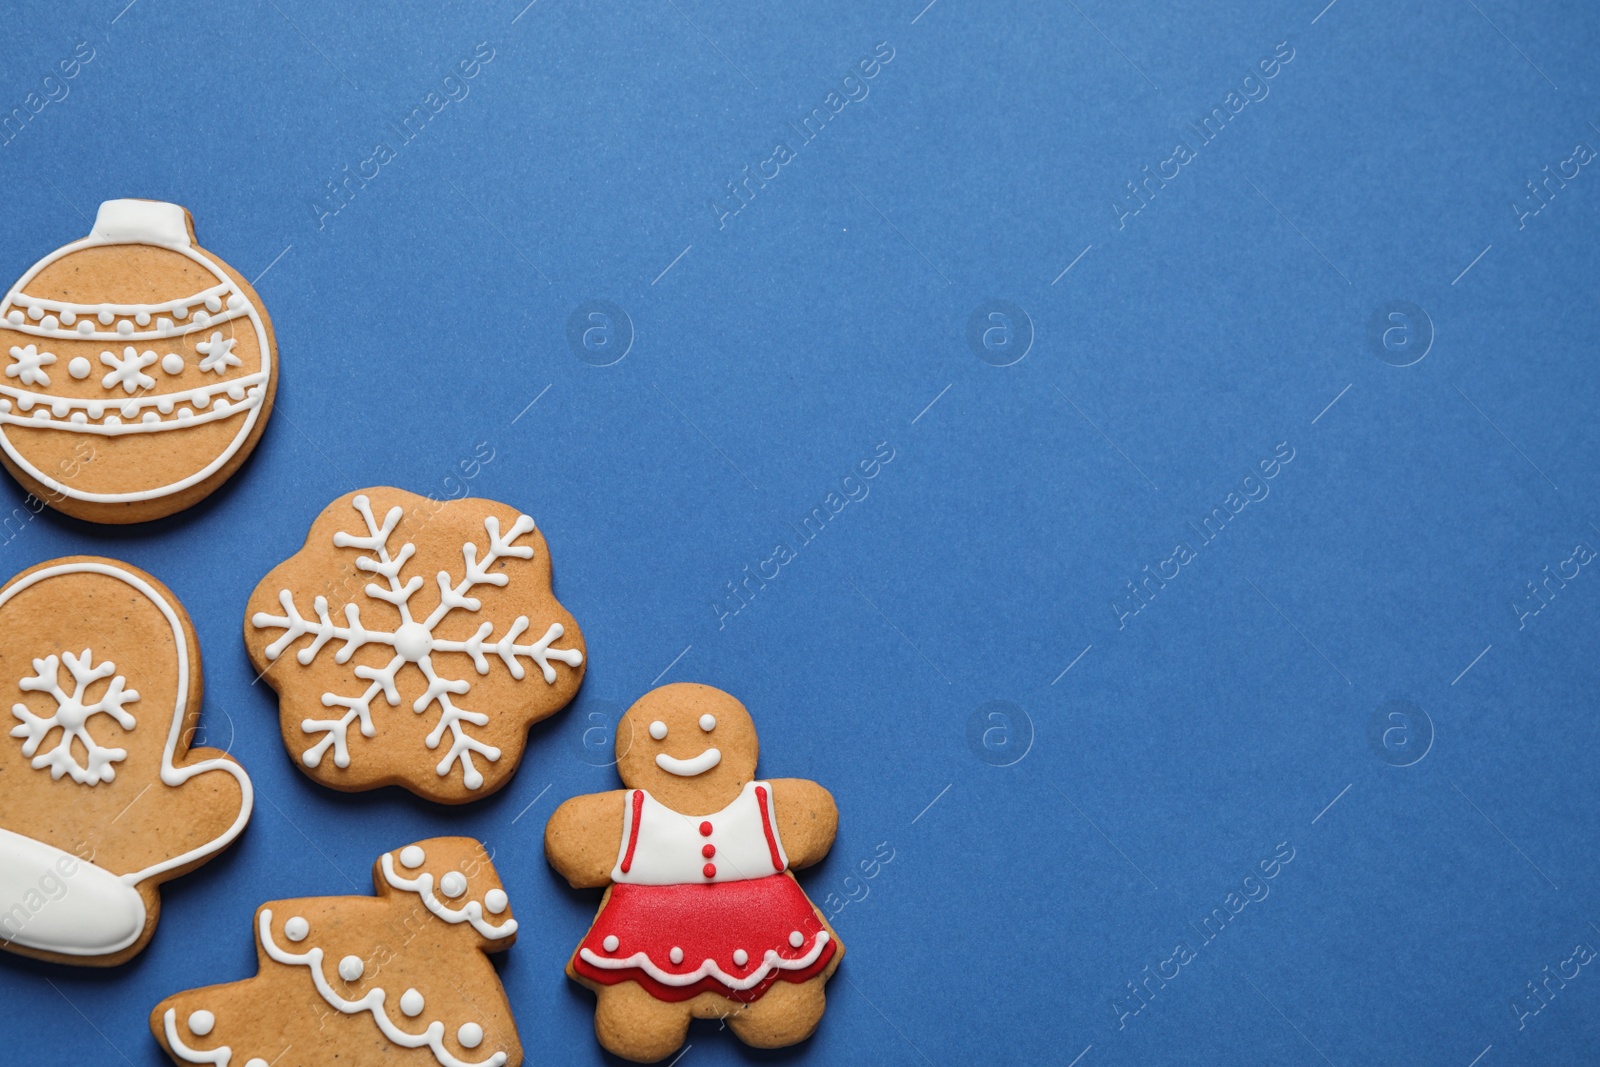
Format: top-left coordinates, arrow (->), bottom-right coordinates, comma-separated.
702,844 -> 716,858
698,821 -> 713,837
702,863 -> 717,878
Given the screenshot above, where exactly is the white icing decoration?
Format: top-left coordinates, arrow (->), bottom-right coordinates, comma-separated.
250,497 -> 583,788
67,356 -> 90,379
285,916 -> 309,941
161,353 -> 184,375
401,989 -> 425,1017
7,344 -> 54,386
613,782 -> 788,885
789,930 -> 804,948
400,845 -> 426,868
196,331 -> 240,375
116,319 -> 134,337
483,888 -> 507,915
0,828 -> 145,956
256,908 -> 509,1067
10,648 -> 138,784
582,932 -> 831,992
0,371 -> 268,435
655,747 -> 721,777
100,346 -> 157,393
733,949 -> 748,967
338,954 -> 365,981
188,1010 -> 215,1036
161,1008 -> 229,1066
0,562 -> 252,886
440,871 -> 467,898
603,935 -> 619,952
458,1024 -> 483,1049
698,713 -> 716,732
0,200 -> 272,504
649,720 -> 667,740
378,853 -> 517,940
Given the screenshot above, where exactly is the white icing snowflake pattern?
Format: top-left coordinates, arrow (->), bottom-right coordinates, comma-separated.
100,346 -> 157,393
195,331 -> 240,375
10,649 -> 140,785
7,344 -> 55,386
251,496 -> 584,789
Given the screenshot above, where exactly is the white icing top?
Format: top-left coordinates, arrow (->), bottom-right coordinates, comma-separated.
613,781 -> 787,885
92,199 -> 192,247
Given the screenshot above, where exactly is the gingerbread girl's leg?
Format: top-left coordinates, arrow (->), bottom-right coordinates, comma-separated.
725,976 -> 829,1049
593,981 -> 694,1062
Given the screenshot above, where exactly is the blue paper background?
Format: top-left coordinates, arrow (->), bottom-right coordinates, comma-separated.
2,0 -> 1598,1063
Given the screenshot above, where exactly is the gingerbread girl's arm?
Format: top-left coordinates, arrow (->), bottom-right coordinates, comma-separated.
544,790 -> 627,888
768,778 -> 838,870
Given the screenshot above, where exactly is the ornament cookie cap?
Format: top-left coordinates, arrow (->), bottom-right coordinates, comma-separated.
0,199 -> 278,522
0,555 -> 252,966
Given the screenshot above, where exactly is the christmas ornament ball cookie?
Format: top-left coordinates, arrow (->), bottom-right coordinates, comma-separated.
246,487 -> 585,803
0,199 -> 278,523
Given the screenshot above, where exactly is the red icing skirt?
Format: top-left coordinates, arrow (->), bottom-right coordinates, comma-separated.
573,875 -> 836,1003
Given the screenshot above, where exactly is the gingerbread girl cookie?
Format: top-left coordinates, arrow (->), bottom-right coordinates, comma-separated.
545,683 -> 841,1062
246,488 -> 584,802
152,837 -> 521,1067
0,199 -> 278,522
0,556 -> 252,965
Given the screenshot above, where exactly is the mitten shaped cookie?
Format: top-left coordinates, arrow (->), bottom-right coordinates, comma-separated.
246,488 -> 585,802
152,837 -> 521,1067
545,683 -> 842,1062
0,556 -> 252,965
0,199 -> 278,523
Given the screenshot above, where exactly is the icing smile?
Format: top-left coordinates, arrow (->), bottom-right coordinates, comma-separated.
655,748 -> 721,777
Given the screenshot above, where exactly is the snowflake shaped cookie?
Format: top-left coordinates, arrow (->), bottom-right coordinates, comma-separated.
248,489 -> 587,801
10,649 -> 139,785
7,344 -> 55,386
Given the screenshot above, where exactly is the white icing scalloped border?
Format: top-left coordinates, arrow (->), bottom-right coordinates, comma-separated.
379,853 -> 517,940
578,930 -> 830,992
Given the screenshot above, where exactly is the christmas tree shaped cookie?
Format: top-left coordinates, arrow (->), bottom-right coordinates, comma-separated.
0,556 -> 252,966
545,683 -> 842,1062
246,488 -> 585,802
152,837 -> 521,1067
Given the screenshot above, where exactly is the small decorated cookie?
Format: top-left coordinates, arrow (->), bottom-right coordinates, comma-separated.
0,556 -> 252,966
545,683 -> 842,1062
152,837 -> 521,1067
0,199 -> 278,523
246,488 -> 585,802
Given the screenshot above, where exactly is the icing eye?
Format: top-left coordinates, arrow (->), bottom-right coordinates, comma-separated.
649,720 -> 668,740
458,1023 -> 484,1049
484,888 -> 508,914
187,1011 -> 214,1036
699,714 -> 716,733
400,989 -> 425,1017
399,845 -> 425,869
440,871 -> 468,898
285,916 -> 309,942
338,955 -> 365,981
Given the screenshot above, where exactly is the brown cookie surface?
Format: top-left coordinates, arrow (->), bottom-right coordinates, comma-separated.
545,684 -> 842,1062
0,199 -> 278,523
0,555 -> 252,966
246,487 -> 585,803
151,837 -> 521,1067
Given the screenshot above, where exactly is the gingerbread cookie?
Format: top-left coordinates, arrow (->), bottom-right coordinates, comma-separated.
152,836 -> 521,1067
0,198 -> 278,523
545,683 -> 842,1062
0,556 -> 252,966
246,488 -> 585,802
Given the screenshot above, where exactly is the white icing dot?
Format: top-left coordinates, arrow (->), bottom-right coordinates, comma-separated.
161,353 -> 184,375
227,293 -> 246,310
120,400 -> 138,418
16,395 -> 32,411
59,310 -> 75,325
205,294 -> 222,312
214,398 -> 231,416
116,319 -> 133,336
173,305 -> 188,320
458,1023 -> 483,1049
104,415 -> 121,426
699,714 -> 716,732
193,391 -> 210,409
135,311 -> 151,326
158,317 -> 173,331
142,412 -> 159,424
400,988 -> 425,1017
193,310 -> 211,327
68,356 -> 90,379
400,845 -> 425,868
157,398 -> 174,414
484,888 -> 508,914
87,402 -> 103,418
96,307 -> 114,324
440,871 -> 467,898
669,946 -> 684,964
733,949 -> 748,967
187,1010 -> 214,1036
245,1061 -> 268,1067
0,399 -> 9,413
227,385 -> 245,401
177,407 -> 193,420
27,304 -> 43,321
77,320 -> 94,335
50,400 -> 68,417
603,935 -> 619,953
649,720 -> 668,740
5,311 -> 21,325
70,412 -> 86,425
338,955 -> 364,981
285,916 -> 309,941
41,315 -> 58,330
32,410 -> 49,421
789,930 -> 804,948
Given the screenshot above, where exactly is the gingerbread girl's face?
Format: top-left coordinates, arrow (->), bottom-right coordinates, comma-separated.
614,683 -> 758,813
